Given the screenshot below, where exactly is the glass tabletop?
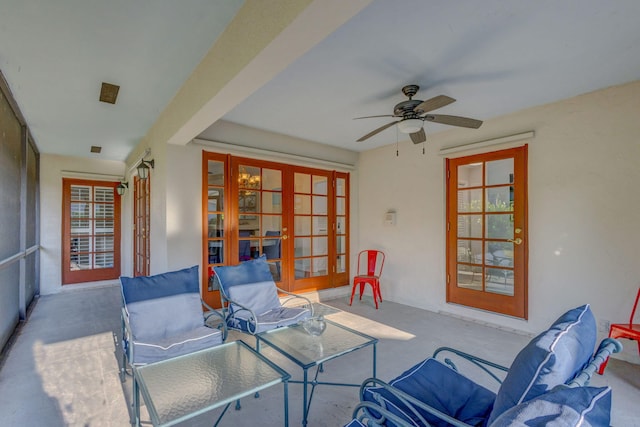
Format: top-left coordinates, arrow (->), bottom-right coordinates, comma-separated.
257,319 -> 377,369
134,340 -> 289,426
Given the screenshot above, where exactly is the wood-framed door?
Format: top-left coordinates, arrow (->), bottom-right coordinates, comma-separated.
446,145 -> 528,318
202,152 -> 349,306
62,178 -> 121,284
133,175 -> 150,277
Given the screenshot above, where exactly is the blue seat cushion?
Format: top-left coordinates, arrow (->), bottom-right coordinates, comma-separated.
344,419 -> 366,427
489,386 -> 611,427
229,306 -> 311,334
131,326 -> 223,365
363,358 -> 496,427
488,304 -> 596,424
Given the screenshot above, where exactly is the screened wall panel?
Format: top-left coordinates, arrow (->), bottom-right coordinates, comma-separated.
0,83 -> 22,350
1,70 -> 40,352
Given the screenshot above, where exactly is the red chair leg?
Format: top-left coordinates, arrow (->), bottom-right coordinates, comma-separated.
359,282 -> 365,300
349,281 -> 359,306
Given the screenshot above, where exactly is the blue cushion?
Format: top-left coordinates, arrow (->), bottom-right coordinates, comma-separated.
363,358 -> 496,427
489,386 -> 611,427
213,255 -> 274,295
488,305 -> 596,424
226,280 -> 281,314
131,325 -> 223,365
344,420 -> 366,427
127,293 -> 204,341
121,265 -> 199,303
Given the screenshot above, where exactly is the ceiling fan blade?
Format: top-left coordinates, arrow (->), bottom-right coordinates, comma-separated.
353,114 -> 396,120
410,128 -> 426,144
414,95 -> 456,114
357,121 -> 398,142
424,114 -> 483,129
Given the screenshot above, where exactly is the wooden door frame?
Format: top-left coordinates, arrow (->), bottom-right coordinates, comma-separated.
445,145 -> 528,318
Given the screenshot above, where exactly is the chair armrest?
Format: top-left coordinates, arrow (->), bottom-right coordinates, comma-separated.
224,298 -> 261,335
352,400 -> 416,427
432,346 -> 509,387
121,307 -> 135,363
566,338 -> 623,387
277,287 -> 315,316
201,299 -> 228,341
360,377 -> 476,427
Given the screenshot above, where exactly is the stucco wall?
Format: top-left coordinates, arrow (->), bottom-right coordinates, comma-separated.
357,80 -> 640,363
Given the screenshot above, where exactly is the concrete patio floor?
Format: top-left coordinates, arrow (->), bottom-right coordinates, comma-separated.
1,284 -> 639,426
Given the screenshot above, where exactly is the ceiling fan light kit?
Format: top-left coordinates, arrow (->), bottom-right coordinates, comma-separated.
355,84 -> 483,144
397,118 -> 422,134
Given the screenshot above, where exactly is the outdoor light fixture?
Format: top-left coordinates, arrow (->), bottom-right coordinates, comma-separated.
137,159 -> 155,180
397,118 -> 423,134
116,182 -> 128,196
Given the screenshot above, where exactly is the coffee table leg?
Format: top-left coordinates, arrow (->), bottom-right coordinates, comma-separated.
302,368 -> 309,426
283,380 -> 289,427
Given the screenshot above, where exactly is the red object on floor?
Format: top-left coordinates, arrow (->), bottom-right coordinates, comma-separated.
350,250 -> 385,309
598,287 -> 640,374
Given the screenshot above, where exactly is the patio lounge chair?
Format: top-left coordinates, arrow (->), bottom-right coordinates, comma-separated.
119,265 -> 226,378
352,304 -> 622,426
213,255 -> 313,335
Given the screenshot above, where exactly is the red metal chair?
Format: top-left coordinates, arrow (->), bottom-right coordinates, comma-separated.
598,287 -> 640,374
350,250 -> 385,309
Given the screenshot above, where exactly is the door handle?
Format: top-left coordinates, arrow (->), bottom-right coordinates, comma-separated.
282,235 -> 288,240
508,237 -> 523,245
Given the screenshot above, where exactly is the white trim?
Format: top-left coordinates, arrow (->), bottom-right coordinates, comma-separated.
439,131 -> 535,156
192,138 -> 356,171
60,170 -> 124,181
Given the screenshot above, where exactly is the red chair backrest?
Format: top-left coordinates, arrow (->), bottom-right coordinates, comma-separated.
628,288 -> 640,326
358,250 -> 385,277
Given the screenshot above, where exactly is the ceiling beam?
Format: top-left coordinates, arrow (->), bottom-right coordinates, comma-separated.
140,0 -> 372,150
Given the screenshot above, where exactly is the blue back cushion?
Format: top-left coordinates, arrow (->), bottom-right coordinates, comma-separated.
213,255 -> 274,295
488,304 -> 596,424
121,265 -> 199,303
490,386 -> 611,427
120,266 -> 203,340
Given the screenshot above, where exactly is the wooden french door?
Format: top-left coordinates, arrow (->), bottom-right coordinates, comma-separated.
133,175 -> 150,277
62,179 -> 121,284
202,152 -> 349,306
446,146 -> 528,318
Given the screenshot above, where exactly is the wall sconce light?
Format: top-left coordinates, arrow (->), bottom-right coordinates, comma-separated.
137,159 -> 155,180
116,182 -> 128,196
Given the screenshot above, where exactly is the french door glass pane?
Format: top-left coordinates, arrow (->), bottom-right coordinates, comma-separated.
207,161 -> 225,185
312,237 -> 328,256
295,216 -> 311,236
457,215 -> 482,238
295,195 -> 311,214
312,196 -> 327,215
458,189 -> 482,212
486,187 -> 513,211
262,168 -> 281,190
458,164 -> 482,187
295,237 -> 311,257
312,176 -> 328,195
486,159 -> 513,185
294,173 -> 311,193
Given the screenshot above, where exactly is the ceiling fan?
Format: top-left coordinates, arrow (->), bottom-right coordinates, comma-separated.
355,84 -> 483,144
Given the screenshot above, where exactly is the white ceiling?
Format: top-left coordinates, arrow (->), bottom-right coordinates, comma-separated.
2,0 -> 640,161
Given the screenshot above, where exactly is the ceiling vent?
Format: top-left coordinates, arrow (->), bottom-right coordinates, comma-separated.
99,82 -> 120,104
90,146 -> 102,153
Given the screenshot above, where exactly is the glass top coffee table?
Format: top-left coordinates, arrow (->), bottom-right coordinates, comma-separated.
133,340 -> 290,426
256,318 -> 377,426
